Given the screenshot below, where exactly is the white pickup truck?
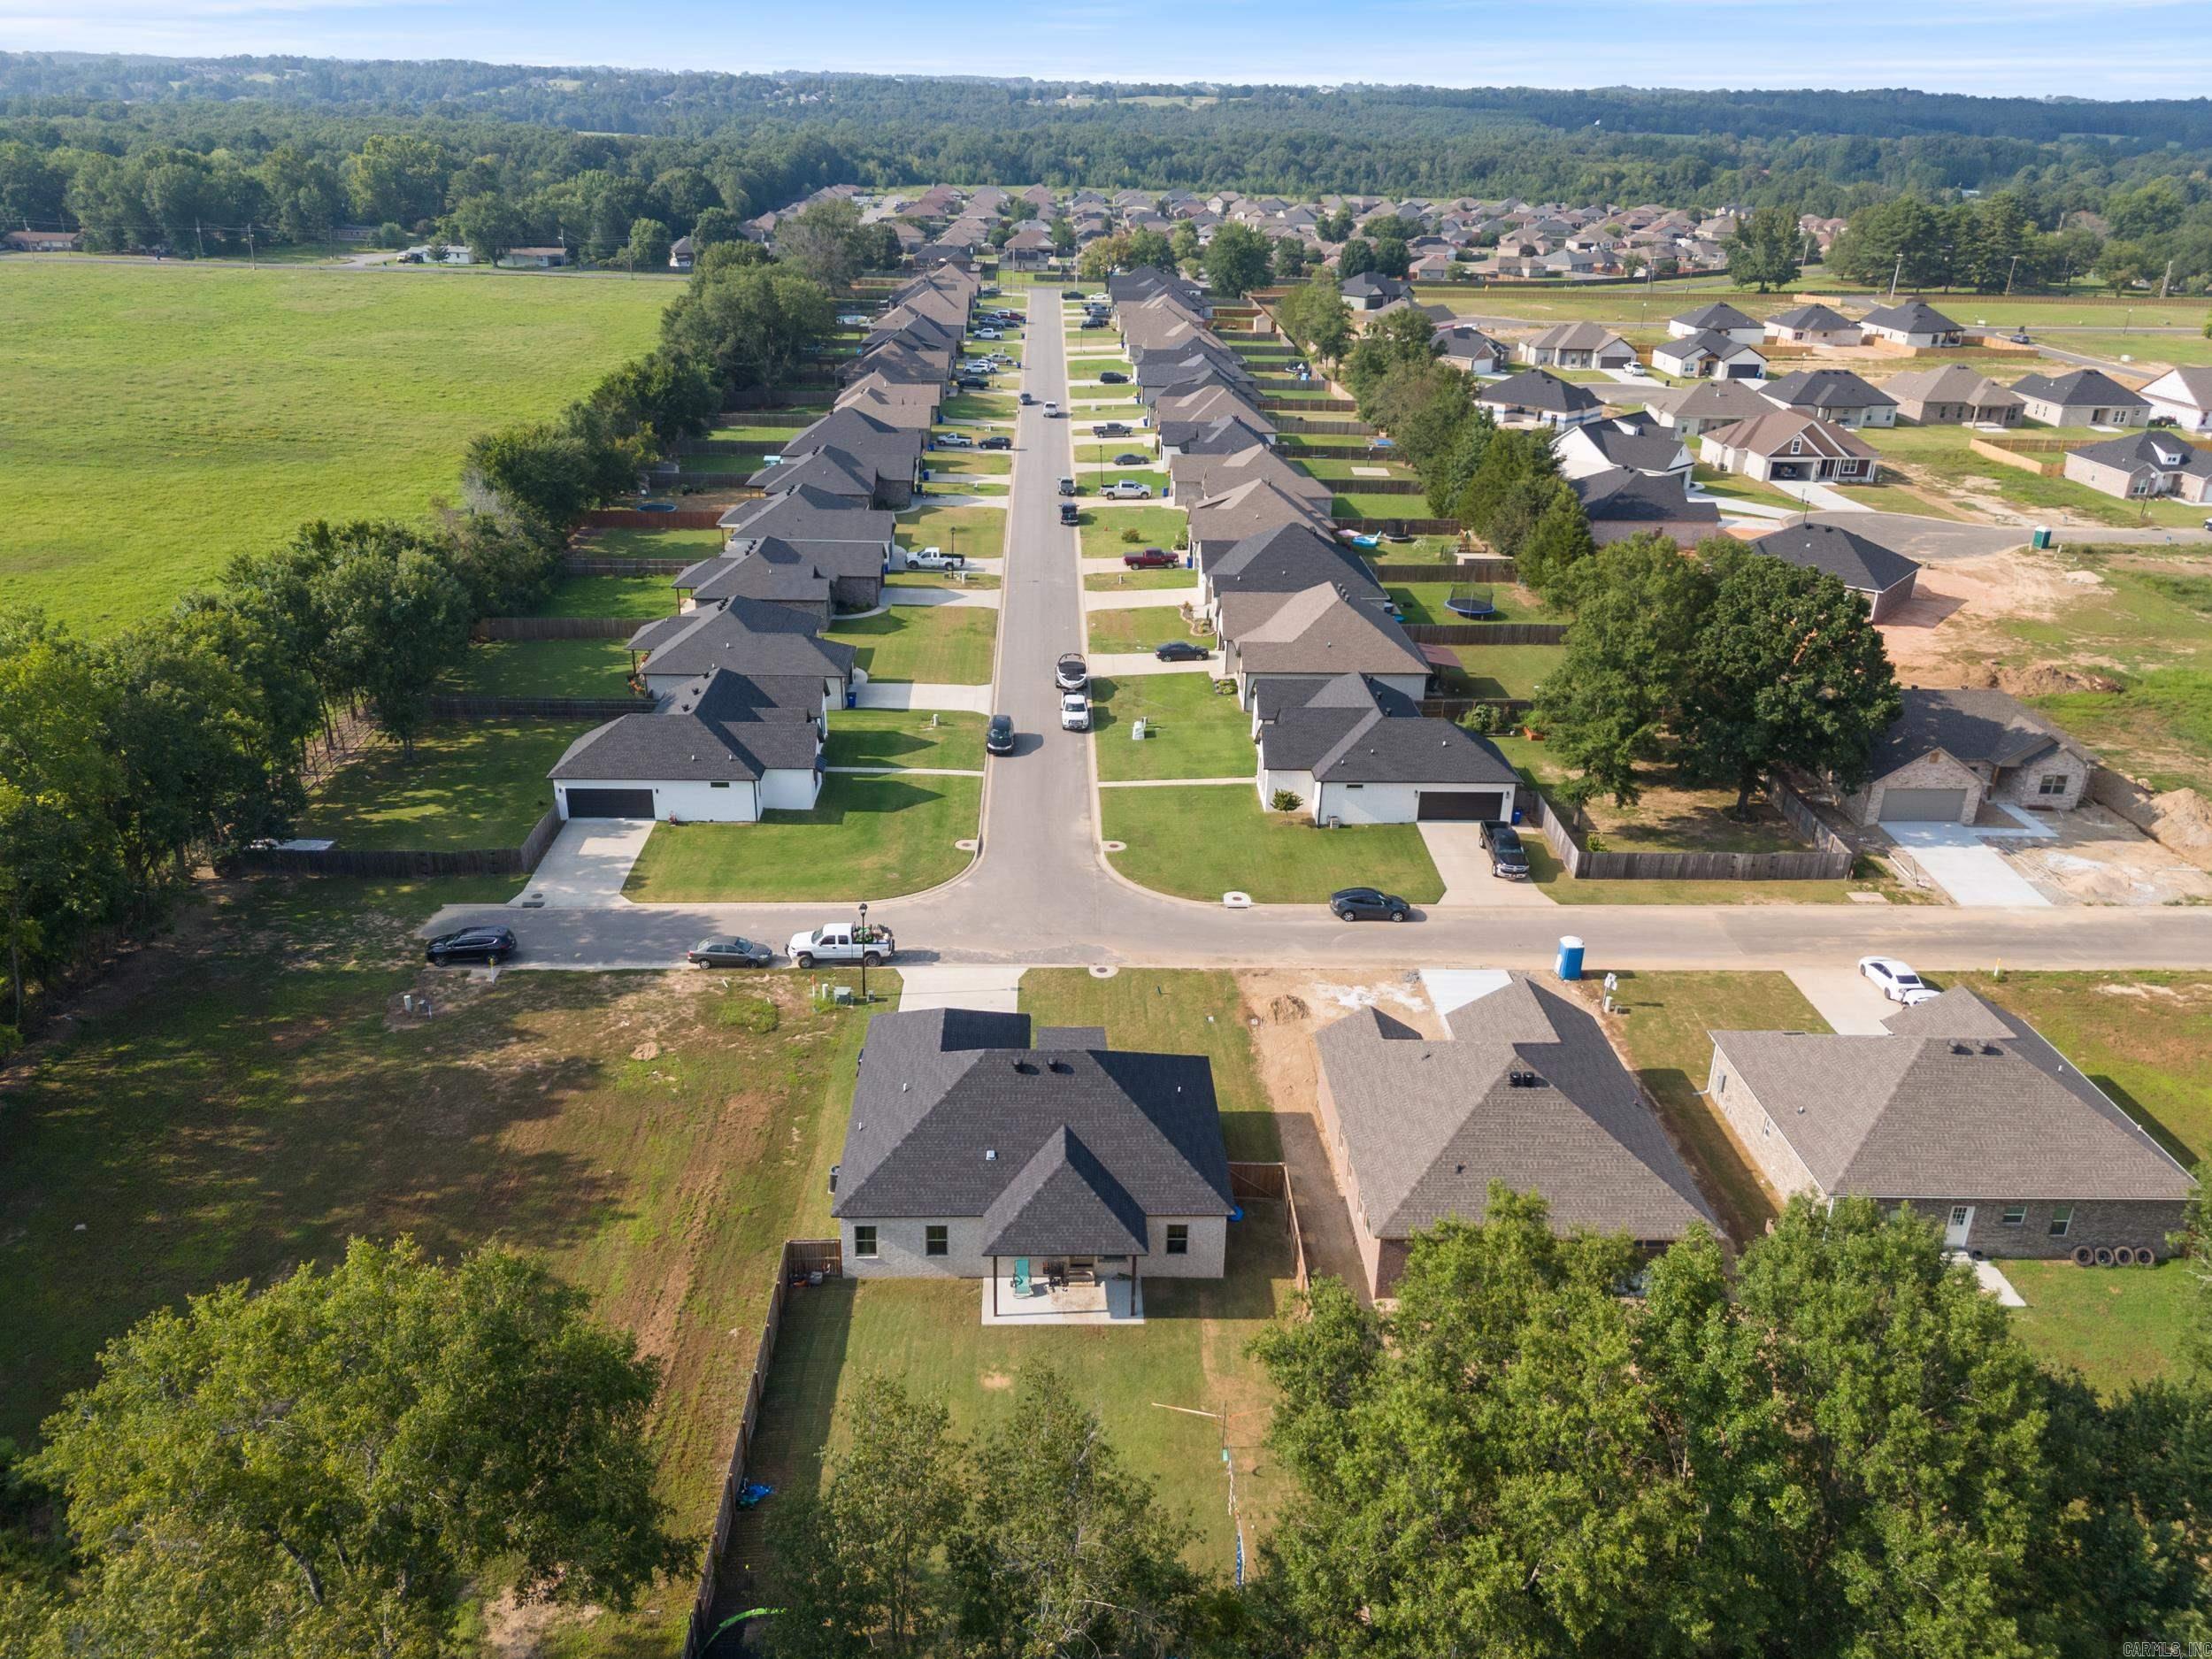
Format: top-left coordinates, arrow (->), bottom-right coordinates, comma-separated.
786,922 -> 897,968
905,546 -> 967,571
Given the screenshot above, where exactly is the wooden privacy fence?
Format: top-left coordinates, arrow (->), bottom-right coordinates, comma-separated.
1263,395 -> 1357,412
1422,696 -> 1533,721
1333,514 -> 1463,535
1970,436 -> 2073,477
579,508 -> 725,530
1274,417 -> 1374,436
564,555 -> 694,577
681,1239 -> 843,1659
476,616 -> 637,641
1404,621 -> 1567,646
1330,477 -> 1425,495
427,694 -> 648,721
1227,1163 -> 1310,1294
1371,557 -> 1515,582
1526,784 -> 1855,882
234,806 -> 563,880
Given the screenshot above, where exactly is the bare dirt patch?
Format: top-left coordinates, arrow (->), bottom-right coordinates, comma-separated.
2003,805 -> 2212,906
1878,548 -> 2093,681
979,1370 -> 1013,1391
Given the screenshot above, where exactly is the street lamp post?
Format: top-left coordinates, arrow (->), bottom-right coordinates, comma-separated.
857,902 -> 870,1002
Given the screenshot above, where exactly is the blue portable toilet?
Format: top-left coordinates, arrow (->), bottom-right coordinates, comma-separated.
1555,935 -> 1586,982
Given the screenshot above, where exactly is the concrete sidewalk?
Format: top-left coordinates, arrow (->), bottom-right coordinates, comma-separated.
1087,651 -> 1217,679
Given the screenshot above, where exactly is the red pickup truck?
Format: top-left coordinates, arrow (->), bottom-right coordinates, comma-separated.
1122,548 -> 1179,569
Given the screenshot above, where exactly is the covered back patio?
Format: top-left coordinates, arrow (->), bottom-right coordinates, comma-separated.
981,1254 -> 1144,1325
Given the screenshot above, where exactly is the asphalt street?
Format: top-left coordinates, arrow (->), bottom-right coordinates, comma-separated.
422,286 -> 2212,974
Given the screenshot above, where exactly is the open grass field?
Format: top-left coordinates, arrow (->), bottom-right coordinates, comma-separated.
1421,280 -> 2210,334
0,263 -> 671,634
0,875 -> 891,1657
822,708 -> 987,772
622,773 -> 980,902
296,722 -> 581,850
440,637 -> 638,699
827,605 -> 998,683
1862,425 -> 2206,527
1092,674 -> 1255,782
1102,784 -> 1443,904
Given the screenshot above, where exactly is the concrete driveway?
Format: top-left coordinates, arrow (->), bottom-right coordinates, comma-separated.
1884,821 -> 2054,908
1785,965 -> 1902,1033
511,818 -> 651,909
1419,824 -> 1554,907
854,680 -> 995,713
1087,650 -> 1217,678
1083,583 -> 1200,611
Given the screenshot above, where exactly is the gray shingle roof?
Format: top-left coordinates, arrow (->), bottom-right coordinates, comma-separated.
1221,581 -> 1428,678
1767,303 -> 1858,334
1712,989 -> 2194,1202
1560,417 -> 1690,475
549,669 -> 821,784
1203,523 -> 1382,597
1673,301 -> 1758,332
1762,368 -> 1896,412
718,486 -> 896,545
2010,368 -> 2149,410
633,598 -> 856,683
979,1127 -> 1152,1256
2069,430 -> 2212,477
1476,368 -> 1603,417
1570,466 -> 1721,526
1260,674 -> 1520,784
1860,297 -> 1962,334
1871,687 -> 2086,777
833,1009 -> 1233,1226
1748,522 -> 1920,595
1315,976 -> 1715,1241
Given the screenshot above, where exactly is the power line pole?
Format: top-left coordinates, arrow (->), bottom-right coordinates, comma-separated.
2160,257 -> 2175,300
1889,250 -> 1902,301
194,218 -> 205,260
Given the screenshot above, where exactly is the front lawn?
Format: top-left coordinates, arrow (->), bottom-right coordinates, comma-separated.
1601,970 -> 1832,1242
1689,464 -> 1804,511
296,721 -> 583,850
622,773 -> 981,902
1102,785 -> 1444,904
1084,568 -> 1197,592
897,503 -> 1007,560
440,637 -> 637,699
1079,507 -> 1187,558
1087,604 -> 1202,654
525,573 -> 676,619
827,606 -> 997,684
823,708 -> 987,772
2005,1260 -> 2198,1395
1092,674 -> 1254,782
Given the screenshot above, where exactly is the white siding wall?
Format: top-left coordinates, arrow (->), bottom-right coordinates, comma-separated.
557,778 -> 759,823
759,766 -> 824,812
1314,780 -> 1426,825
1259,767 -> 1318,810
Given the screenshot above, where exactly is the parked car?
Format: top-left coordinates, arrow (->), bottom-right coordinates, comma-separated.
1059,502 -> 1080,526
973,327 -> 1001,340
987,714 -> 1016,756
956,374 -> 990,390
1059,691 -> 1092,732
936,431 -> 974,449
1621,361 -> 1647,377
1062,288 -> 1085,298
1045,403 -> 1064,418
906,546 -> 967,571
1093,421 -> 1131,438
1099,371 -> 1129,385
979,434 -> 1013,450
1056,651 -> 1089,691
1080,318 -> 1108,328
1329,887 -> 1410,924
1123,548 -> 1179,568
1154,640 -> 1209,662
1860,956 -> 1939,1005
1058,475 -> 1078,496
1019,391 -> 1036,405
687,936 -> 772,968
1112,451 -> 1148,465
425,926 -> 517,965
1102,480 -> 1153,500
787,922 -> 895,968
2008,330 -> 2033,344
1479,820 -> 1530,879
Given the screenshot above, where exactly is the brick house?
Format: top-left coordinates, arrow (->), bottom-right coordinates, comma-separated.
1840,688 -> 2093,826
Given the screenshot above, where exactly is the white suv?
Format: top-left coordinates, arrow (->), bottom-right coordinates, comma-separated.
1059,692 -> 1092,732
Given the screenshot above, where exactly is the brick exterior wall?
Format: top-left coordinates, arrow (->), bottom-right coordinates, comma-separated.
1842,749 -> 1984,826
1706,1048 -> 1823,1198
1987,747 -> 2090,812
837,1214 -> 1226,1280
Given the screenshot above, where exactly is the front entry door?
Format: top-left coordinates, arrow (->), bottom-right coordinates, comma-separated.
1945,1205 -> 1975,1248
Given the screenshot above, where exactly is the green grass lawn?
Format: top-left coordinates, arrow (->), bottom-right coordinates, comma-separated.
709,421 -> 810,444
1863,425 -> 2207,527
440,638 -> 637,699
2047,331 -> 2212,370
1084,568 -> 1198,591
1840,481 -> 1966,519
1092,675 -> 1254,782
1493,736 -> 1809,856
0,262 -> 671,634
296,721 -> 581,849
0,875 -> 891,1657
1079,507 -> 1187,558
1691,462 -> 1806,511
2004,1260 -> 2197,1396
1332,491 -> 1432,520
887,569 -> 1002,592
573,524 -> 724,560
1102,785 -> 1443,904
941,392 -> 1015,422
1433,644 -> 1565,700
925,449 -> 1013,476
827,606 -> 997,684
823,709 -> 987,772
1388,582 -> 1563,626
897,504 -> 1008,560
525,574 -> 676,619
624,773 -> 980,902
1601,970 -> 1832,1242
1087,604 -> 1202,653
1294,456 -> 1420,483
1072,441 -> 1160,467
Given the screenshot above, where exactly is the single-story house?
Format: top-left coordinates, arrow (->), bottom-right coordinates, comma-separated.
499,246 -> 569,269
1571,467 -> 1723,547
1475,368 -> 1606,430
1253,672 -> 1521,826
1667,301 -> 1763,347
1858,297 -> 1964,349
1651,329 -> 1768,381
3,229 -> 81,252
628,596 -> 856,707
1515,322 -> 1636,372
1648,378 -> 1775,439
1746,523 -> 1921,621
1841,687 -> 2093,826
1701,411 -> 1879,487
549,667 -> 824,822
667,234 -> 695,272
1187,477 -> 1336,562
1198,523 -> 1382,614
1217,580 -> 1432,708
829,1008 -> 1234,1319
2138,366 -> 2212,434
676,534 -> 889,619
2062,430 -> 2212,503
1763,303 -> 1863,347
1760,368 -> 1897,429
1707,989 -> 2193,1259
1316,974 -> 1716,1297
1882,364 -> 2024,426
1341,273 -> 1414,311
2011,369 -> 2149,429
718,485 -> 897,556
1434,324 -> 1505,375
1554,416 -> 1692,482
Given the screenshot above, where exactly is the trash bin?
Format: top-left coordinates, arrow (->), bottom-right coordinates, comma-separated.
1555,936 -> 1586,982
2031,526 -> 2053,550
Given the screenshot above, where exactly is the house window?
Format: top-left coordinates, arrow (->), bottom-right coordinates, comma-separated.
1166,1224 -> 1189,1256
925,1225 -> 948,1257
2047,1207 -> 2074,1239
853,1225 -> 877,1258
1788,437 -> 1802,456
2001,1205 -> 2027,1227
2037,772 -> 2070,797
710,780 -> 730,788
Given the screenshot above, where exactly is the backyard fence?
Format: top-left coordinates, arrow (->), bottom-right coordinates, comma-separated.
683,1238 -> 844,1659
233,806 -> 563,880
476,616 -> 638,641
1403,621 -> 1568,646
1421,696 -> 1534,722
579,508 -> 726,530
1274,417 -> 1374,436
1970,436 -> 2074,477
1263,396 -> 1357,413
1333,515 -> 1463,535
1226,1163 -> 1310,1294
426,694 -> 648,721
563,555 -> 695,577
1325,477 -> 1425,495
1370,557 -> 1514,582
1526,782 -> 1855,882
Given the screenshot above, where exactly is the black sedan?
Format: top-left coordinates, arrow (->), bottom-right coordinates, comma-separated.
425,926 -> 516,965
1062,288 -> 1085,298
1329,887 -> 1411,924
1112,451 -> 1148,465
1154,640 -> 1209,662
987,714 -> 1016,756
1098,370 -> 1129,384
979,434 -> 1013,450
688,936 -> 773,967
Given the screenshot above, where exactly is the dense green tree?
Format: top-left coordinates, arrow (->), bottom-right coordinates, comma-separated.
1272,234 -> 1309,280
1048,214 -> 1076,256
688,204 -> 742,249
1125,225 -> 1175,271
1337,235 -> 1376,278
346,132 -> 447,227
257,142 -> 347,242
778,196 -> 868,288
1202,220 -> 1273,297
1513,486 -> 1598,596
623,214 -> 672,272
1171,219 -> 1202,272
1078,230 -> 1129,280
1369,233 -> 1409,278
28,1238 -> 690,1659
1827,194 -> 1954,289
446,189 -> 526,264
306,523 -> 473,754
660,261 -> 835,399
1423,406 -> 1497,517
1723,204 -> 1802,290
1272,270 -> 1350,365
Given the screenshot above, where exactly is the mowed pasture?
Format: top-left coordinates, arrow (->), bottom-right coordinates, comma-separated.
0,263 -> 671,634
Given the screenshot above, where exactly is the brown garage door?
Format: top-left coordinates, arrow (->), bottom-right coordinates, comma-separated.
1881,787 -> 1967,822
1417,790 -> 1505,822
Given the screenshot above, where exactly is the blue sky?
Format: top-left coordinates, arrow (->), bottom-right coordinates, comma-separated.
2,0 -> 2202,100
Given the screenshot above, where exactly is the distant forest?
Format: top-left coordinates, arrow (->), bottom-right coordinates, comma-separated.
2,56 -> 2209,286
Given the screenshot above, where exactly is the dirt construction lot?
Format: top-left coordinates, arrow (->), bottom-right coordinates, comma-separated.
2003,803 -> 2212,906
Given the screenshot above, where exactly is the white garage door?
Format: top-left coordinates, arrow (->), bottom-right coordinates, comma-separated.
1882,787 -> 1968,822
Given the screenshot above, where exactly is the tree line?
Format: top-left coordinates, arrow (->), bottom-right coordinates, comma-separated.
0,242 -> 836,1051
